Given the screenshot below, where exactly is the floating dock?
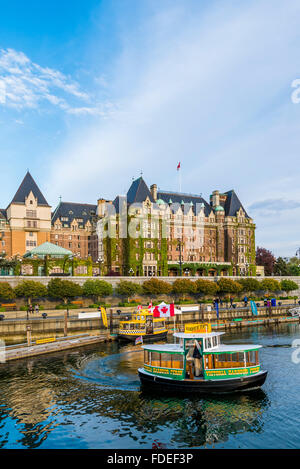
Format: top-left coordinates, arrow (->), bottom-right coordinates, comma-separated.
3,333 -> 114,363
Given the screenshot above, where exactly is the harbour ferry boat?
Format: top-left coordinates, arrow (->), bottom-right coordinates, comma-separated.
138,323 -> 267,394
118,309 -> 168,343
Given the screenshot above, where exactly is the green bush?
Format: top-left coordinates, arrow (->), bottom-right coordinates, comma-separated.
88,303 -> 111,308
14,280 -> 47,303
0,282 -> 15,300
172,279 -> 196,294
194,279 -> 219,295
55,304 -> 80,310
142,278 -> 172,295
260,278 -> 281,292
82,280 -> 113,300
47,278 -> 82,303
237,278 -> 261,292
217,278 -> 243,294
115,281 -> 142,297
0,307 -> 5,312
280,279 -> 298,293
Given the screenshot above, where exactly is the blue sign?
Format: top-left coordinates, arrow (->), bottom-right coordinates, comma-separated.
250,300 -> 258,316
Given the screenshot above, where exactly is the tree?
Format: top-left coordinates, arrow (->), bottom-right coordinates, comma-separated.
0,282 -> 15,300
237,278 -> 261,293
194,279 -> 219,296
47,278 -> 82,304
142,278 -> 172,295
171,279 -> 196,295
274,257 -> 290,276
280,279 -> 298,294
14,280 -> 47,305
256,247 -> 276,276
260,278 -> 281,293
217,278 -> 242,295
82,280 -> 113,302
115,281 -> 142,297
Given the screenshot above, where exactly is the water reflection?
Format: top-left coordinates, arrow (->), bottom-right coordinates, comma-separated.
0,323 -> 298,448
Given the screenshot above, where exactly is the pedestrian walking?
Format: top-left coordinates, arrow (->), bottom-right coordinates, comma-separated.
29,304 -> 33,315
244,296 -> 248,307
35,304 -> 39,314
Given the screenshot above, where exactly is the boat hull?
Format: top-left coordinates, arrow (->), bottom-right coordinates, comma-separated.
118,330 -> 168,343
138,368 -> 268,394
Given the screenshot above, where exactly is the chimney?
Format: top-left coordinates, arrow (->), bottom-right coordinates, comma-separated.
150,184 -> 157,201
210,190 -> 220,207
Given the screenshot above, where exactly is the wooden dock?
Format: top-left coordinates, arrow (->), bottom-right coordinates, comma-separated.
3,334 -> 114,363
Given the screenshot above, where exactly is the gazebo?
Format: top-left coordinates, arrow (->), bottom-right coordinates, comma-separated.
23,242 -> 73,276
24,242 -> 72,259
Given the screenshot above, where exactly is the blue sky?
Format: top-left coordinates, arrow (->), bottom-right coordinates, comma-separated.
1,0 -> 300,257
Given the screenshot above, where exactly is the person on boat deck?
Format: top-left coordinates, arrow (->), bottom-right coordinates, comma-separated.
186,341 -> 202,377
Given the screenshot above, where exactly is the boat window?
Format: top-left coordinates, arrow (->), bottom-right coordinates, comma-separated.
212,336 -> 217,347
213,351 -> 255,369
154,321 -> 165,329
246,350 -> 259,365
160,353 -> 172,368
171,354 -> 183,369
205,338 -> 212,349
150,352 -> 161,367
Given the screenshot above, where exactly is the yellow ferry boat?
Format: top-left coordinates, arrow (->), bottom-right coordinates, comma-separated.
118,309 -> 168,343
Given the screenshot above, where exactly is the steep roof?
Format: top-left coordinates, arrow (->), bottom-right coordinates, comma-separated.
127,177 -> 154,204
0,209 -> 7,220
23,242 -> 72,258
157,191 -> 212,216
10,171 -> 50,207
52,201 -> 97,227
222,190 -> 249,218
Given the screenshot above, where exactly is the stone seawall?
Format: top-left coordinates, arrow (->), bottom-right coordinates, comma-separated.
0,303 -> 297,343
0,275 -> 300,291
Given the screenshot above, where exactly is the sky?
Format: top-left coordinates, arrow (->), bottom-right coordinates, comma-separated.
0,0 -> 300,257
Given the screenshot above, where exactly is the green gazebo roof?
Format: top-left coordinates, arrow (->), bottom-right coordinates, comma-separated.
23,242 -> 73,258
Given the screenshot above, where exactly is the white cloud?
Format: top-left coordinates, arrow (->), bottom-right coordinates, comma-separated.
0,48 -> 103,113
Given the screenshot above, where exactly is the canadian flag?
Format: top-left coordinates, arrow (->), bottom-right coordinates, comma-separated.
177,162 -> 181,171
153,302 -> 175,318
137,305 -> 142,311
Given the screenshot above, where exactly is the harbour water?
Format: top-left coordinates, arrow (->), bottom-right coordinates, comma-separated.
0,322 -> 299,449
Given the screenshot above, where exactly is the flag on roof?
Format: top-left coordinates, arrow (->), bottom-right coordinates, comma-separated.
177,162 -> 181,170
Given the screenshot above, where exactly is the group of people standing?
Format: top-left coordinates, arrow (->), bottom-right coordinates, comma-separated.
27,304 -> 40,315
213,296 -> 249,309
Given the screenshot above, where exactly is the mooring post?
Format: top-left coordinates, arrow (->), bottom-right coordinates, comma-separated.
110,308 -> 113,333
64,310 -> 68,337
26,325 -> 31,347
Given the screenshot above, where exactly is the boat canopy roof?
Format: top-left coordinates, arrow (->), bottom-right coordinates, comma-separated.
173,332 -> 224,339
142,344 -> 184,354
142,342 -> 262,354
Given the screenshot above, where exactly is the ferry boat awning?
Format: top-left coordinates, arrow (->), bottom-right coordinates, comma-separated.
141,344 -> 184,353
